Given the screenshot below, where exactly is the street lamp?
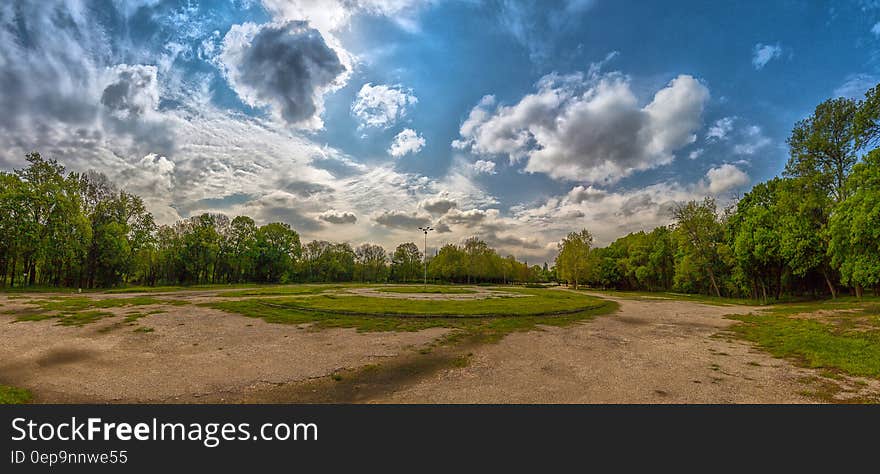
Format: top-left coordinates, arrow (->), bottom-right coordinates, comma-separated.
418,226 -> 433,288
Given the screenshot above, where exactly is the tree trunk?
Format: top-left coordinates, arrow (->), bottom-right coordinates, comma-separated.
822,270 -> 837,299
706,266 -> 721,298
855,284 -> 863,299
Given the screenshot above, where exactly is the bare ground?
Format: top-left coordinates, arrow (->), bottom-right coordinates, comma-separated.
1,290 -> 875,403
375,294 -> 822,403
0,295 -> 449,403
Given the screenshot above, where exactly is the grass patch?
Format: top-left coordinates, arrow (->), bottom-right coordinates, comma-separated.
375,286 -> 477,294
208,288 -> 618,342
260,288 -> 603,317
0,385 -> 32,404
5,297 -> 185,327
727,301 -> 880,378
133,326 -> 155,333
221,284 -> 361,297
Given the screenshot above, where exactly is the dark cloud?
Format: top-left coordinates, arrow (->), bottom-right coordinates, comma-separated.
374,211 -> 431,229
222,21 -> 346,126
319,210 -> 357,224
422,198 -> 457,215
101,65 -> 159,118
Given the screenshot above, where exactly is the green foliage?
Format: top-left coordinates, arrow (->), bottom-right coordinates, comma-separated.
829,149 -> 880,293
555,229 -> 594,289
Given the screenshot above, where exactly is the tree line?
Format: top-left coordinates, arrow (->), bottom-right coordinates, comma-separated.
0,155 -> 549,288
555,87 -> 880,300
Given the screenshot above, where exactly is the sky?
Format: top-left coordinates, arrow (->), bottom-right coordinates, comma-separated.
1,0 -> 879,264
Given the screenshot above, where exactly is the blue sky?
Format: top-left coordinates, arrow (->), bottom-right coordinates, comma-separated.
1,0 -> 878,263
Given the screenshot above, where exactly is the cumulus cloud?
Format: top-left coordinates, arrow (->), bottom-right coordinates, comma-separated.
454,72 -> 709,183
374,210 -> 431,229
261,0 -> 431,34
101,65 -> 160,119
688,148 -> 704,160
470,159 -> 497,174
706,117 -> 734,141
319,210 -> 358,224
706,164 -> 749,194
389,128 -> 425,157
421,197 -> 458,215
351,83 -> 418,128
220,21 -> 347,129
752,43 -> 782,70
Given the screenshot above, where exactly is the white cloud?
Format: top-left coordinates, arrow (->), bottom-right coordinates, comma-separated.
389,128 -> 425,157
752,43 -> 782,70
733,125 -> 771,155
688,148 -> 704,160
351,83 -> 418,129
834,73 -> 877,99
706,164 -> 749,194
470,159 -> 497,174
454,71 -> 709,183
872,22 -> 880,36
706,117 -> 735,141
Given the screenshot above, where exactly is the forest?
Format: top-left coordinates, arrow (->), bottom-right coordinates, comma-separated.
1,87 -> 878,300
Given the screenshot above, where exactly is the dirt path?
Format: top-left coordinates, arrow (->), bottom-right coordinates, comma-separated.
374,294 -> 820,403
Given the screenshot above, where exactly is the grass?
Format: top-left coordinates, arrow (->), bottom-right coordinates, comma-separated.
259,288 -> 604,317
584,289 -> 763,306
220,284 -> 361,297
375,286 -> 477,294
726,300 -> 880,378
208,288 -> 617,342
5,296 -> 186,326
0,385 -> 32,404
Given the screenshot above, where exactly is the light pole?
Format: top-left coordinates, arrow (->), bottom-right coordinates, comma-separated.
418,226 -> 433,288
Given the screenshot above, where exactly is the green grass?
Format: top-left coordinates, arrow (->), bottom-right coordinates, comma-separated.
0,385 -> 32,404
727,301 -> 880,378
207,288 -> 617,341
220,284 -> 361,297
585,289 -> 772,306
375,286 -> 477,294
5,296 -> 186,326
103,283 -> 264,294
261,288 -> 603,317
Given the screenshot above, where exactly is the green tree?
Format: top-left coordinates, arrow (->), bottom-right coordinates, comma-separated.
673,198 -> 724,297
390,242 -> 421,282
829,149 -> 880,297
555,229 -> 593,290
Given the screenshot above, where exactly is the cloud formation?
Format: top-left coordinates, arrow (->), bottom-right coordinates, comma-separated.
221,21 -> 347,128
706,164 -> 749,194
319,210 -> 358,224
454,72 -> 709,183
752,43 -> 782,70
351,83 -> 418,128
101,65 -> 160,119
389,128 -> 426,157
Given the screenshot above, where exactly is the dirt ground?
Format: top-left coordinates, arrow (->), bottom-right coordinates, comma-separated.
375,294 -> 823,403
1,290 -> 874,403
0,295 -> 449,403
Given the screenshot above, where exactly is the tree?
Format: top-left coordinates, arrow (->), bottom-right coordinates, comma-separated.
786,97 -> 858,203
673,198 -> 724,297
355,243 -> 387,282
829,149 -> 880,297
555,229 -> 593,290
390,242 -> 421,282
728,179 -> 785,301
253,222 -> 301,283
